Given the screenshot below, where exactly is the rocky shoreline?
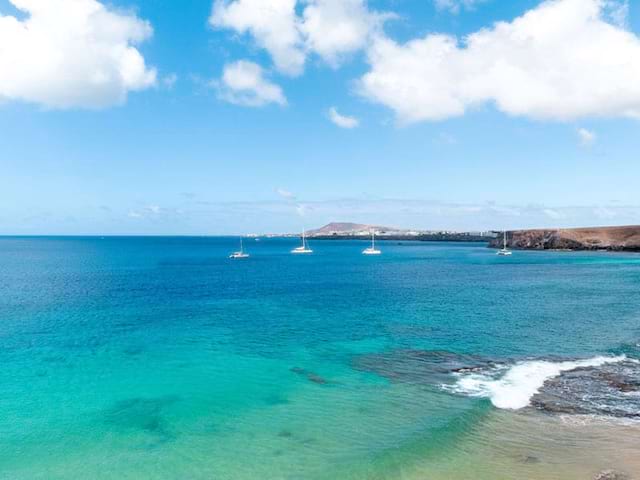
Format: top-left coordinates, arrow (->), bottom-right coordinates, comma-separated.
489,226 -> 640,252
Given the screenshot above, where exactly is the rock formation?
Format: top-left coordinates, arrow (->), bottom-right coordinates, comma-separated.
489,226 -> 640,251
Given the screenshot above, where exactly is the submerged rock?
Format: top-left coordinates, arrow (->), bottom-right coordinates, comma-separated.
290,367 -> 329,385
103,395 -> 179,439
593,470 -> 631,480
532,361 -> 640,419
521,455 -> 540,464
353,349 -> 497,385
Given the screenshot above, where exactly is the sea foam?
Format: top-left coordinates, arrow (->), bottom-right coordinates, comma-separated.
449,356 -> 628,410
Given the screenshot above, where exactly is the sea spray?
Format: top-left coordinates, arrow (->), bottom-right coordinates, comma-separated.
448,356 -> 628,410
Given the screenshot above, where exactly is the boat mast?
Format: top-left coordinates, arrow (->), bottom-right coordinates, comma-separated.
503,231 -> 507,250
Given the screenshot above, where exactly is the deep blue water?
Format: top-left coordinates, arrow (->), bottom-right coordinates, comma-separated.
1,237 -> 639,479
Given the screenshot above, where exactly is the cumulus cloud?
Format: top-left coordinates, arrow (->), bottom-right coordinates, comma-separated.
215,60 -> 287,107
210,0 -> 389,75
359,0 -> 640,123
328,107 -> 359,128
577,127 -> 597,146
301,0 -> 390,67
434,0 -> 488,14
603,0 -> 629,27
0,0 -> 157,109
210,0 -> 304,75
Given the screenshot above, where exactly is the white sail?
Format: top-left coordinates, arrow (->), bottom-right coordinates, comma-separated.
291,228 -> 313,254
230,236 -> 250,259
497,231 -> 512,256
363,229 -> 382,255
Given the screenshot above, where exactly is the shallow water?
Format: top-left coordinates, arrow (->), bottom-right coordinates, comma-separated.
0,237 -> 638,479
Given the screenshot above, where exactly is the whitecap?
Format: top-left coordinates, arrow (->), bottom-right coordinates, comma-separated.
447,355 -> 628,410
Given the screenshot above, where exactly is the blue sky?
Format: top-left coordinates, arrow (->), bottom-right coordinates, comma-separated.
2,0 -> 640,234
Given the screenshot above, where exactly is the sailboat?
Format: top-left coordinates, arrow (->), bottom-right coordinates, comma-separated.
291,229 -> 313,254
229,237 -> 250,259
497,231 -> 512,256
362,230 -> 382,255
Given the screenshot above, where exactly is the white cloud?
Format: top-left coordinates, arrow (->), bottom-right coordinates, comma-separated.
543,208 -> 565,220
593,206 -> 617,219
359,0 -> 640,123
296,203 -> 310,217
127,205 -> 176,219
162,73 -> 178,89
328,107 -> 359,128
215,60 -> 287,107
0,0 -> 157,109
210,0 -> 389,75
210,0 -> 304,76
603,0 -> 629,27
435,132 -> 457,145
434,0 -> 487,14
276,188 -> 296,199
577,127 -> 596,146
301,0 -> 390,67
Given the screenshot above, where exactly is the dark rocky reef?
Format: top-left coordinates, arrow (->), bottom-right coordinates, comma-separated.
355,348 -> 640,420
353,349 -> 498,385
290,367 -> 329,385
531,360 -> 640,418
490,226 -> 640,252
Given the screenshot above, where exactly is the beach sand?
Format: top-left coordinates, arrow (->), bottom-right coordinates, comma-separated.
395,409 -> 640,480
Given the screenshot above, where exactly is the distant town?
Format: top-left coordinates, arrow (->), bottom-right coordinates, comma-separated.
256,223 -> 497,242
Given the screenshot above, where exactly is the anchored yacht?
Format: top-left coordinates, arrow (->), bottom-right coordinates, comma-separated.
291,229 -> 313,254
497,231 -> 513,256
362,230 -> 382,255
229,237 -> 250,259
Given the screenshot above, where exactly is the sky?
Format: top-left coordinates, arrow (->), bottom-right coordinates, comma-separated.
1,0 -> 640,235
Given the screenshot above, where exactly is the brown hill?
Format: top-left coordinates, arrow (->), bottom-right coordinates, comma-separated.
490,225 -> 640,251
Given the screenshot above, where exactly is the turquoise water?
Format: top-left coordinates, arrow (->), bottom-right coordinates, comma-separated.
1,237 -> 639,479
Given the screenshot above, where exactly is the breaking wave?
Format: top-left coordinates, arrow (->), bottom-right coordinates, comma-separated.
447,356 -> 630,410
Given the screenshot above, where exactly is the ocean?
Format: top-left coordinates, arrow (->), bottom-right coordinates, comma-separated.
0,237 -> 638,479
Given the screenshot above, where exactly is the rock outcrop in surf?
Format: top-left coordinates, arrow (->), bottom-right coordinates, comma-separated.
354,348 -> 640,419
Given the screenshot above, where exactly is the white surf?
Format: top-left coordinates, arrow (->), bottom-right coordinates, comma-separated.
448,355 -> 628,410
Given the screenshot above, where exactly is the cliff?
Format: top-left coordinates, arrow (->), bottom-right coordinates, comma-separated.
489,226 -> 640,251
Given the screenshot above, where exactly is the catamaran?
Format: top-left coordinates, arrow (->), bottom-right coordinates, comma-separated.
497,231 -> 512,256
362,230 -> 381,255
229,237 -> 250,259
291,229 -> 313,254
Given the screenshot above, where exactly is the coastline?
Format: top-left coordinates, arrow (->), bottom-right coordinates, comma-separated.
489,226 -> 640,253
2,237 -> 639,480
306,234 -> 490,242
